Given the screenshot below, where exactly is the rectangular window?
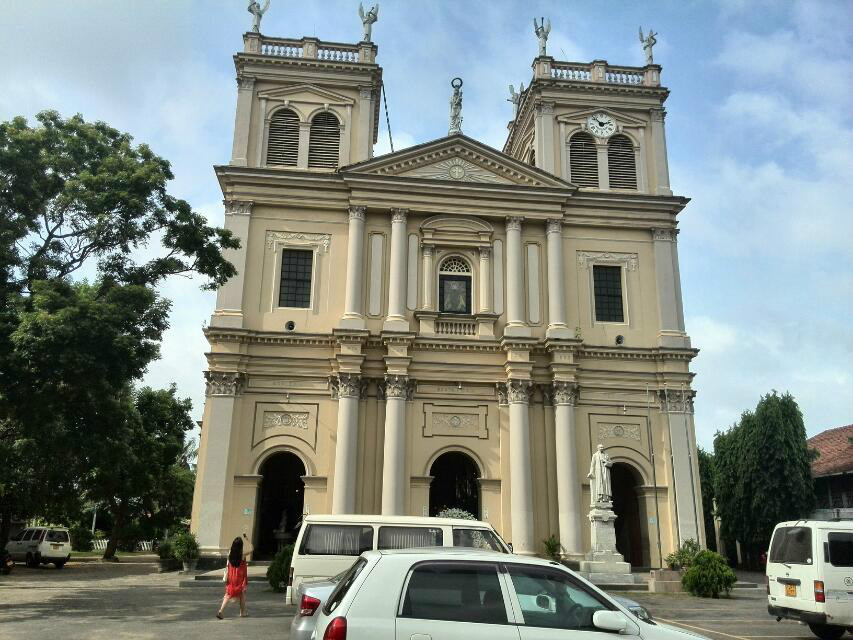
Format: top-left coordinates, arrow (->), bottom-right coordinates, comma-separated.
45,530 -> 69,543
593,264 -> 624,323
452,528 -> 507,552
769,526 -> 813,565
400,562 -> 507,624
439,275 -> 471,314
299,524 -> 374,556
378,526 -> 443,550
828,532 -> 853,567
278,248 -> 313,308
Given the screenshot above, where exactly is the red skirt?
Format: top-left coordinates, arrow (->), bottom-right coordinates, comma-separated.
225,561 -> 247,597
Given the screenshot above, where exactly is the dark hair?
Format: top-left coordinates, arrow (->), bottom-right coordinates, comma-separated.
228,537 -> 243,567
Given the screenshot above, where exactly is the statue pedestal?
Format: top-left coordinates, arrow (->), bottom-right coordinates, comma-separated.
578,503 -> 633,585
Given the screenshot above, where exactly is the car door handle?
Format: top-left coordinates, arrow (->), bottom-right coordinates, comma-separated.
411,635 -> 431,640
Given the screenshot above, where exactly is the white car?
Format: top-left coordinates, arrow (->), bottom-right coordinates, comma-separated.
311,548 -> 707,640
5,526 -> 71,568
766,520 -> 853,640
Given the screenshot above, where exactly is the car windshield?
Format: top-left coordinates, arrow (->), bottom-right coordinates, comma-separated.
452,528 -> 507,552
769,527 -> 813,565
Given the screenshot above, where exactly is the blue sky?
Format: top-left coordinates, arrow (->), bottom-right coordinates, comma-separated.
2,1 -> 850,449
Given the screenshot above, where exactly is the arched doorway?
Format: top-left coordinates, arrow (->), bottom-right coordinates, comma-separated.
256,452 -> 305,558
429,451 -> 480,518
611,462 -> 646,567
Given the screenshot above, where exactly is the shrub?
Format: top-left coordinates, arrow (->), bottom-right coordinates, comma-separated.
69,524 -> 94,552
682,550 -> 737,598
436,508 -> 476,520
542,534 -> 562,561
665,538 -> 701,570
171,531 -> 200,562
158,539 -> 174,560
267,545 -> 294,593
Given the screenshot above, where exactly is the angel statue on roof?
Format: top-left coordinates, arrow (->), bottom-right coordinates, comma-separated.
358,3 -> 379,42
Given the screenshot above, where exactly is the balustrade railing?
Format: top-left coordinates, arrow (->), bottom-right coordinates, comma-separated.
246,34 -> 374,64
546,60 -> 659,87
436,318 -> 477,336
551,63 -> 591,81
605,67 -> 644,85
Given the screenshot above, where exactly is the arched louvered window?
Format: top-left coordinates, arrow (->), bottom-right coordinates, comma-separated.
266,108 -> 299,167
569,131 -> 599,187
308,112 -> 341,169
608,134 -> 637,190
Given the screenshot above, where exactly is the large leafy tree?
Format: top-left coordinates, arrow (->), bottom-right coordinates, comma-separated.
697,448 -> 717,552
713,392 -> 815,566
0,111 -> 238,554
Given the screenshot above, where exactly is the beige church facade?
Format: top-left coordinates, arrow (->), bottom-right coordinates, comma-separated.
191,26 -> 705,568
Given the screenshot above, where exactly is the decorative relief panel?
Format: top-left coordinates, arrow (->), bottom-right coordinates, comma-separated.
598,423 -> 641,441
252,402 -> 318,449
588,413 -> 650,462
403,158 -> 509,184
266,231 -> 330,253
576,251 -> 638,271
423,403 -> 489,439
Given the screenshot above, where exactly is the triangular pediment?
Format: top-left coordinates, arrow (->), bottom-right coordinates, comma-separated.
342,134 -> 574,189
557,107 -> 646,127
257,83 -> 354,106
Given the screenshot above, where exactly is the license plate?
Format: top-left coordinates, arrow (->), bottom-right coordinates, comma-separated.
51,544 -> 60,549
785,584 -> 797,597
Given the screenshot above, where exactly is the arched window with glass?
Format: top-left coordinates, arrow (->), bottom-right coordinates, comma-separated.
438,256 -> 472,315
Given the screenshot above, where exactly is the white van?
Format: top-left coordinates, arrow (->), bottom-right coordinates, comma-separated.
5,526 -> 72,568
766,520 -> 853,640
286,514 -> 510,604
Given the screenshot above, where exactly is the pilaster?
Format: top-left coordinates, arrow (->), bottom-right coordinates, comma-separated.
231,75 -> 255,167
211,200 -> 253,329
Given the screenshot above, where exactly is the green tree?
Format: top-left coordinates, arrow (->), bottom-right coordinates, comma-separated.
0,111 -> 238,552
697,448 -> 717,552
713,392 -> 815,566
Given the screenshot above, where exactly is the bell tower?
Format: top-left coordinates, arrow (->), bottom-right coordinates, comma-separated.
229,31 -> 383,170
504,54 -> 671,196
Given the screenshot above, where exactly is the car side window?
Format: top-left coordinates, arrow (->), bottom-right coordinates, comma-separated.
400,562 -> 507,625
299,525 -> 374,556
22,529 -> 34,541
827,532 -> 853,567
507,565 -> 611,630
378,526 -> 443,550
34,529 -> 46,542
10,530 -> 25,541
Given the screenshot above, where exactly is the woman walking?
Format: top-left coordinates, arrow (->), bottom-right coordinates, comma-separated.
217,535 -> 250,619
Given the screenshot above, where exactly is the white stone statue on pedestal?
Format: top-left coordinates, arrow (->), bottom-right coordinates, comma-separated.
448,78 -> 463,135
248,0 -> 270,33
508,83 -> 525,118
588,444 -> 613,507
358,3 -> 379,42
533,17 -> 551,57
639,27 -> 658,65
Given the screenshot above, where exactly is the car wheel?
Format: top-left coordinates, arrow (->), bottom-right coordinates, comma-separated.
54,561 -> 65,569
808,624 -> 846,640
26,553 -> 36,568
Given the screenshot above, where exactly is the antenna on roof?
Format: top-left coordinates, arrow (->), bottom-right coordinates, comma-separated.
381,80 -> 394,153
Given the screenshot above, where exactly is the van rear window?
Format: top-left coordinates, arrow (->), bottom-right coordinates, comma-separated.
45,530 -> 69,543
300,524 -> 374,556
828,532 -> 853,567
769,527 -> 813,564
378,526 -> 443,550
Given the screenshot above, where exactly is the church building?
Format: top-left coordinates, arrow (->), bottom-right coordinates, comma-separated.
191,16 -> 705,567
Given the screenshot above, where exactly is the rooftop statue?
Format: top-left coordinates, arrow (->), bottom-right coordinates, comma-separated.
533,17 -> 551,57
248,0 -> 270,33
588,444 -> 613,507
358,3 -> 379,42
448,77 -> 463,135
639,26 -> 658,65
507,82 -> 525,118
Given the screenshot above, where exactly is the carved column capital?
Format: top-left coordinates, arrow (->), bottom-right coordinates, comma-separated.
537,100 -> 555,115
384,375 -> 415,400
422,244 -> 434,257
507,379 -> 533,405
652,227 -> 678,242
496,382 -> 508,406
506,216 -> 524,232
552,381 -> 579,406
546,218 -> 563,234
204,371 -> 244,397
224,199 -> 253,216
659,388 -> 694,414
390,208 -> 408,223
331,373 -> 363,399
650,107 -> 667,122
237,75 -> 255,91
478,246 -> 491,260
358,85 -> 373,100
349,206 -> 367,221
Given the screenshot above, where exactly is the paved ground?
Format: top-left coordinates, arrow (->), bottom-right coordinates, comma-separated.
0,563 -> 845,640
0,559 -> 294,640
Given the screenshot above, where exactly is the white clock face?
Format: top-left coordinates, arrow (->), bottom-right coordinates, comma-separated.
587,112 -> 616,138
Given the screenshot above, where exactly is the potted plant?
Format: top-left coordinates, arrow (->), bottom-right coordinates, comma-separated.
171,531 -> 200,573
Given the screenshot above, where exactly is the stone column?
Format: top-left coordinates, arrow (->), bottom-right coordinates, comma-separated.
553,381 -> 582,559
478,246 -> 492,313
297,122 -> 311,169
211,200 -> 252,329
505,217 -> 530,336
381,375 -> 412,515
340,207 -> 367,329
357,85 -> 374,161
661,388 -> 702,545
230,76 -> 254,167
545,218 -> 571,338
384,208 -> 409,332
652,228 -> 689,348
535,101 -> 556,173
650,108 -> 672,196
331,374 -> 363,514
507,379 -> 535,554
421,245 -> 435,310
195,372 -> 243,555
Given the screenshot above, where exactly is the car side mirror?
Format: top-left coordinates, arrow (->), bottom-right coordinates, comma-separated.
507,543 -> 513,552
593,610 -> 629,633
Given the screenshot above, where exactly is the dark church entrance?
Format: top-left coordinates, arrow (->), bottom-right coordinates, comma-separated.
255,452 -> 305,558
429,451 -> 480,518
611,462 -> 645,567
